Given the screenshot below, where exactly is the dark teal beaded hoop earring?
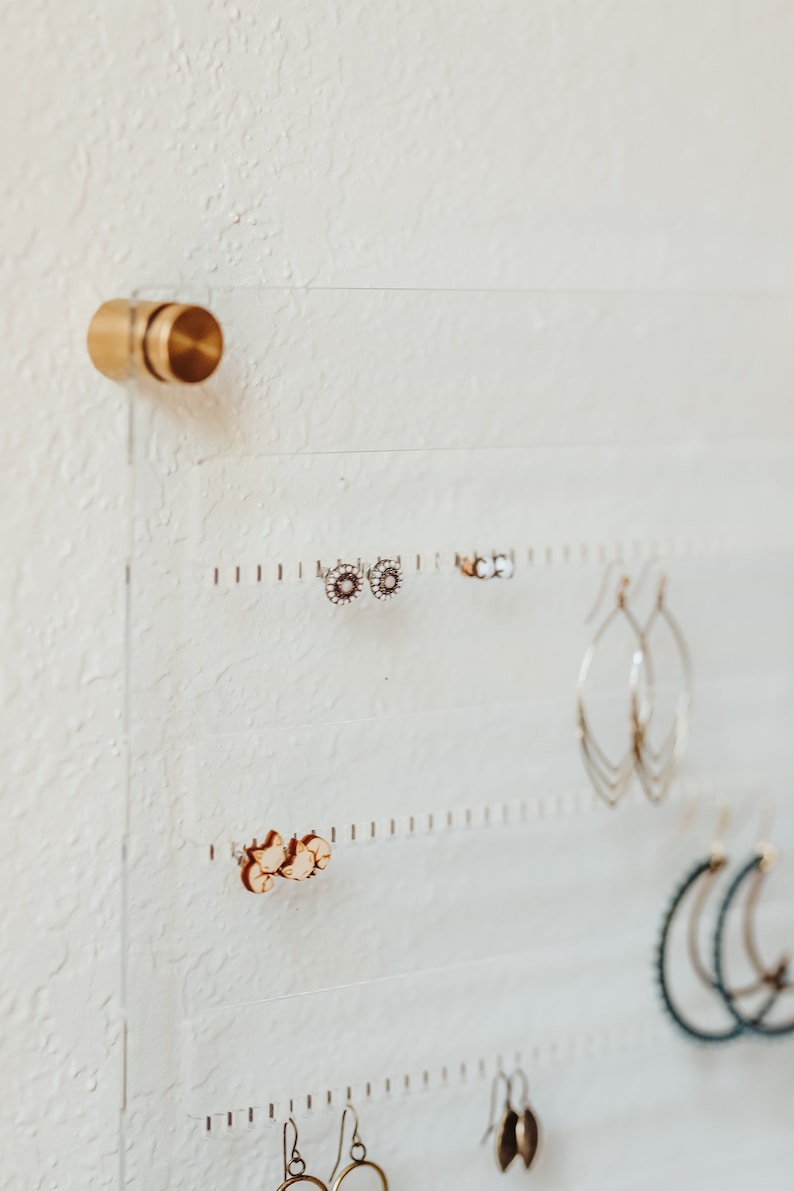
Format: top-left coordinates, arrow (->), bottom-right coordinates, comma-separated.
656,854 -> 781,1044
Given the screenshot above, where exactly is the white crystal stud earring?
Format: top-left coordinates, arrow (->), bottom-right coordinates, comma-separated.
368,558 -> 403,601
324,562 -> 364,605
493,553 -> 515,579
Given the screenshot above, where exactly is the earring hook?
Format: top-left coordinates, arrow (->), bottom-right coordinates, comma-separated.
585,561 -> 631,624
480,1070 -> 511,1145
283,1118 -> 306,1180
630,556 -> 667,606
329,1103 -> 366,1184
711,798 -> 732,860
508,1067 -> 529,1105
756,794 -> 777,856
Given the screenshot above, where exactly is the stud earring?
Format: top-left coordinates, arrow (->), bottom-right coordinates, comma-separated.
324,562 -> 364,606
328,1104 -> 388,1190
240,830 -> 287,894
459,551 -> 514,579
239,831 -> 331,893
277,1118 -> 329,1190
493,552 -> 515,579
368,557 -> 403,601
470,555 -> 496,580
280,833 -> 333,881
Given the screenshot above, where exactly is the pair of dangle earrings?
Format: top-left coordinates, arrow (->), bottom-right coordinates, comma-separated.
482,1069 -> 540,1174
324,559 -> 403,606
577,564 -> 692,807
657,812 -> 794,1044
276,1106 -> 387,1190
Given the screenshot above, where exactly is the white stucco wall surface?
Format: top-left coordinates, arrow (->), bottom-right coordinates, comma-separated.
2,3 -> 794,1189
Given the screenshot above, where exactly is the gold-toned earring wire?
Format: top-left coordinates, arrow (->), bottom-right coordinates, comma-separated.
576,567 -> 653,807
328,1104 -> 388,1190
276,1118 -> 329,1190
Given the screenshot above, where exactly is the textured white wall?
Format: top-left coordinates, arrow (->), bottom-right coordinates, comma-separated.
3,3 -> 794,1189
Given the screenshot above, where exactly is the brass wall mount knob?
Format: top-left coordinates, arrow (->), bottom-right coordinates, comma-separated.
87,299 -> 223,384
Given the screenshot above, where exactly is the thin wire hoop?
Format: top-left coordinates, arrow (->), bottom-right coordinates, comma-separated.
576,574 -> 652,807
331,1160 -> 389,1190
277,1179 -> 330,1190
712,854 -> 794,1038
630,574 -> 692,804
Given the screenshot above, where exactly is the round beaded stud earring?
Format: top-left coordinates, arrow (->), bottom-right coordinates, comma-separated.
324,562 -> 364,606
368,558 -> 403,602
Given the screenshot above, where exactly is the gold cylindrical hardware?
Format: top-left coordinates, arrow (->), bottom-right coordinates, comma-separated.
87,299 -> 223,384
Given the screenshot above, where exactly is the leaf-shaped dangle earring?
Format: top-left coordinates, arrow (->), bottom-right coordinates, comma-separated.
630,571 -> 692,805
576,568 -> 651,808
481,1072 -> 519,1172
507,1068 -> 540,1171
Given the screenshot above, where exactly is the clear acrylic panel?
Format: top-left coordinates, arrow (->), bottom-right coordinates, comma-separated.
121,287 -> 794,1190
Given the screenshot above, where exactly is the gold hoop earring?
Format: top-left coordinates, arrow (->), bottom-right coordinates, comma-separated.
576,572 -> 651,807
328,1104 -> 388,1190
277,1118 -> 329,1190
630,574 -> 692,804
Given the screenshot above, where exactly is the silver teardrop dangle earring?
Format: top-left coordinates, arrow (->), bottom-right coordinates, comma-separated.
368,557 -> 403,601
576,567 -> 652,807
324,562 -> 364,606
630,569 -> 692,805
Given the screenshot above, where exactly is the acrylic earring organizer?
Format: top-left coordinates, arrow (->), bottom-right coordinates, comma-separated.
121,284 -> 794,1189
